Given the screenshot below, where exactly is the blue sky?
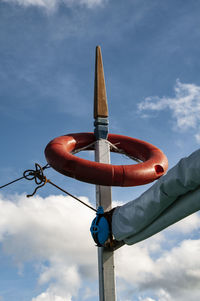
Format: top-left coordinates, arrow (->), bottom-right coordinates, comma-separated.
1,0 -> 200,300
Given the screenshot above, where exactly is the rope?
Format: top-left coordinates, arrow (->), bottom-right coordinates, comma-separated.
104,140 -> 141,163
23,163 -> 48,197
0,164 -> 50,190
0,176 -> 25,189
72,141 -> 96,154
71,139 -> 142,163
47,180 -> 97,212
0,163 -> 97,212
0,138 -> 140,211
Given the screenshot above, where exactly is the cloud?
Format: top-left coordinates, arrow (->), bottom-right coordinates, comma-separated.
32,264 -> 81,300
145,239 -> 200,301
0,193 -> 96,301
2,0 -> 107,11
138,80 -> 200,143
1,193 -> 200,300
116,215 -> 200,301
167,212 -> 200,234
139,297 -> 156,301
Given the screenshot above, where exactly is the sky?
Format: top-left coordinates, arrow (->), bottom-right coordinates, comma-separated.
1,0 -> 200,300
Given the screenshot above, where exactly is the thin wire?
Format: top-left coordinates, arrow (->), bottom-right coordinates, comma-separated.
72,141 -> 96,154
105,140 -> 141,163
0,176 -> 25,189
48,180 -> 97,212
71,139 -> 142,163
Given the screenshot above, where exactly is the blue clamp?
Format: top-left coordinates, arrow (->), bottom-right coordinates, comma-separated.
90,206 -> 110,247
94,117 -> 109,140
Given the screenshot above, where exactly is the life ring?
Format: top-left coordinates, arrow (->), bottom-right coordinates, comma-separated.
44,132 -> 168,187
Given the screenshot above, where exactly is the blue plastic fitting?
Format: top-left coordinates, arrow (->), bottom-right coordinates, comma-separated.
90,206 -> 110,246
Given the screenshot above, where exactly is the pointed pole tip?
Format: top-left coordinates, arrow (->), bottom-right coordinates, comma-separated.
95,46 -> 102,60
94,46 -> 108,119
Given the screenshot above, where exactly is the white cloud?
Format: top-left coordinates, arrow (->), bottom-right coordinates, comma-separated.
195,133 -> 200,143
0,193 -> 96,301
79,0 -> 106,8
2,0 -> 107,11
32,291 -> 69,301
32,264 -> 81,300
1,193 -> 200,300
115,213 -> 200,300
116,234 -> 200,301
167,212 -> 200,234
139,298 -> 156,301
138,79 -> 200,143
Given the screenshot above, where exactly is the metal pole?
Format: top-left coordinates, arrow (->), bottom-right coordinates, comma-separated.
94,46 -> 116,301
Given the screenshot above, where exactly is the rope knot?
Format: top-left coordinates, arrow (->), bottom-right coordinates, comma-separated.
23,163 -> 47,197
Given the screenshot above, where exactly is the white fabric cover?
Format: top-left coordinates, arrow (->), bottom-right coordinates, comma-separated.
112,149 -> 200,245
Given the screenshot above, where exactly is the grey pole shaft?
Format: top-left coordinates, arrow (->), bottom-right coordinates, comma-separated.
93,45 -> 116,301
95,140 -> 116,301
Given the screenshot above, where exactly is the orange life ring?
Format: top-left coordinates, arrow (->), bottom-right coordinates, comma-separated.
45,133 -> 168,187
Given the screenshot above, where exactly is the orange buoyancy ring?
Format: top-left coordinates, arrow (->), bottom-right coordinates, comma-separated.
44,133 -> 168,187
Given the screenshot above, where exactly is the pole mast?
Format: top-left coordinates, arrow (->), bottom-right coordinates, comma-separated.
94,46 -> 116,301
